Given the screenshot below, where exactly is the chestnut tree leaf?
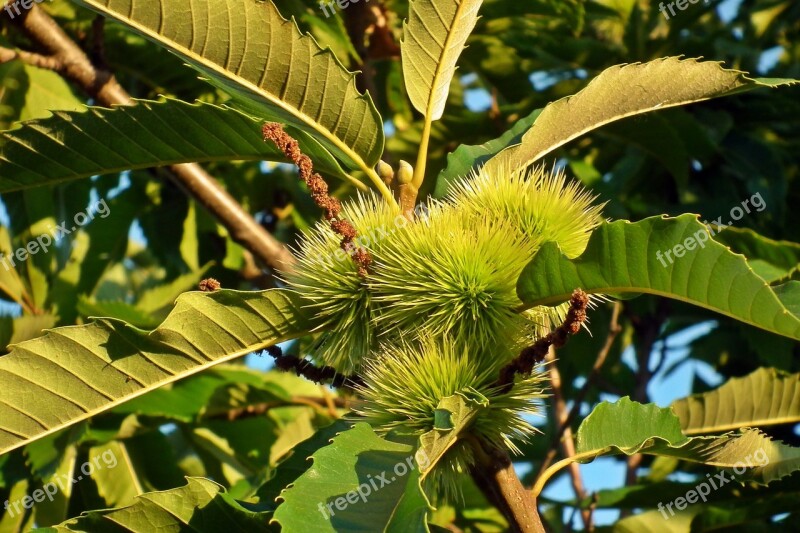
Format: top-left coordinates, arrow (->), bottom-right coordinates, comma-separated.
671,367 -> 800,435
71,0 -> 384,181
518,215 -> 800,342
450,58 -> 797,181
712,226 -> 800,284
47,477 -> 273,531
401,0 -> 483,122
0,289 -> 315,455
0,98 -> 352,193
534,398 -> 800,496
273,423 -> 432,532
417,390 -> 487,479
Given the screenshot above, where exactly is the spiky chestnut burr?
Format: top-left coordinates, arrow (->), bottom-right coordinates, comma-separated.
448,163 -> 605,258
369,205 -> 538,354
286,161 -> 603,377
283,193 -> 402,374
446,162 -> 603,343
353,338 -> 548,497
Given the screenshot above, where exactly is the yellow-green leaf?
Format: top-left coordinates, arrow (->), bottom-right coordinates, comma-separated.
401,0 -> 483,121
486,57 -> 798,174
518,215 -> 800,342
671,368 -> 800,435
534,398 -> 800,496
72,0 -> 385,182
0,289 -> 314,455
47,477 -> 272,531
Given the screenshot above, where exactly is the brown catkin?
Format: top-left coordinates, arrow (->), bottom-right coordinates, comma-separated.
266,345 -> 363,389
496,288 -> 589,390
262,122 -> 372,277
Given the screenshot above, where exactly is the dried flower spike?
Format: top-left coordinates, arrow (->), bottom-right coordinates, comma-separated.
262,122 -> 372,277
198,278 -> 221,292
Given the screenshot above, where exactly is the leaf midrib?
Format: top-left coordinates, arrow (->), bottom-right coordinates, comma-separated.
79,1 -> 379,184
682,416 -> 800,436
422,0 -> 473,121
519,285 -> 797,340
0,326 -> 310,456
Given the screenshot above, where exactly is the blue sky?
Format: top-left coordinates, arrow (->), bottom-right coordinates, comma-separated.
538,322 -> 721,527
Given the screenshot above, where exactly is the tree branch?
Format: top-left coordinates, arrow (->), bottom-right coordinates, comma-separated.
469,440 -> 545,533
620,299 -> 669,516
4,5 -> 295,273
0,46 -> 60,70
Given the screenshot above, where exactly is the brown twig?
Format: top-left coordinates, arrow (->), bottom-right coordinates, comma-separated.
544,346 -> 592,530
3,5 -> 295,273
343,1 -> 400,95
319,385 -> 340,418
266,345 -> 363,390
262,122 -> 372,277
486,289 -> 590,528
496,288 -> 589,390
0,46 -> 60,70
620,299 -> 669,516
534,302 -> 622,483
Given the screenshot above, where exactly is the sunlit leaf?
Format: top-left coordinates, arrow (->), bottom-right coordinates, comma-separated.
485,58 -> 797,173
518,215 -> 800,341
0,289 -> 314,455
671,367 -> 800,435
402,0 -> 483,121
273,423 -> 432,532
73,0 -> 384,177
